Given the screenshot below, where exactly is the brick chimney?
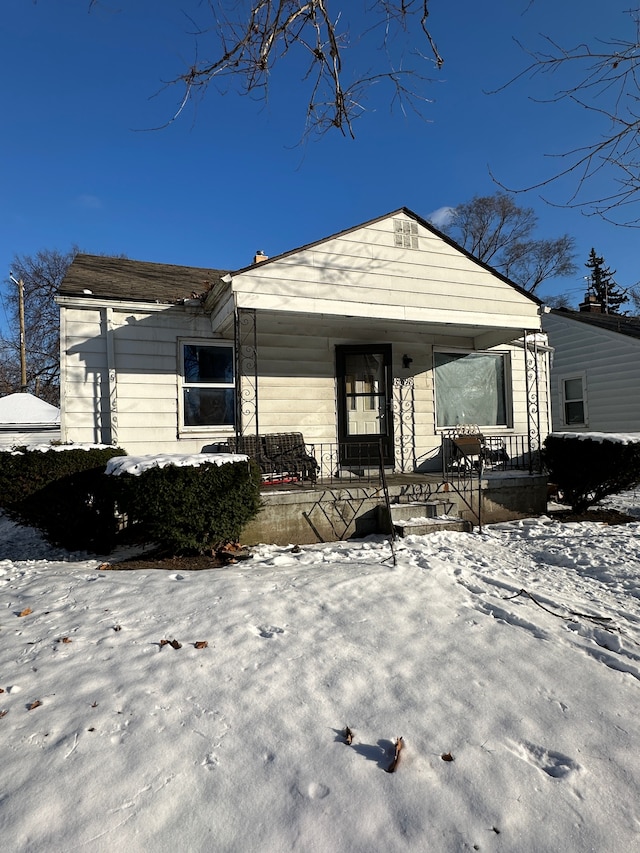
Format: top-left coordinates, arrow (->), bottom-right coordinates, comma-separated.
579,293 -> 603,313
253,250 -> 268,264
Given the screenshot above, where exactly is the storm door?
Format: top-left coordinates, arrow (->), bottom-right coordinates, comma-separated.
336,344 -> 394,467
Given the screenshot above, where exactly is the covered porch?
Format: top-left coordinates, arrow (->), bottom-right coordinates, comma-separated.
228,306 -> 549,477
240,466 -> 548,546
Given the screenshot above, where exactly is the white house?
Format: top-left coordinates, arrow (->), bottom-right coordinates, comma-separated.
57,209 -> 550,479
543,303 -> 640,433
0,392 -> 61,447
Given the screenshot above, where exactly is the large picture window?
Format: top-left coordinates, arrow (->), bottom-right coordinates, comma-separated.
434,350 -> 510,428
181,342 -> 235,429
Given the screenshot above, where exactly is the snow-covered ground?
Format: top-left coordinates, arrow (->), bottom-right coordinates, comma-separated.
1,493 -> 640,853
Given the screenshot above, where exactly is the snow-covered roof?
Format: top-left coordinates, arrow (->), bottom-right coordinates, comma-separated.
0,393 -> 60,426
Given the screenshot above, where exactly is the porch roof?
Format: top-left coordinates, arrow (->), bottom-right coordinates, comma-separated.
214,301 -> 541,350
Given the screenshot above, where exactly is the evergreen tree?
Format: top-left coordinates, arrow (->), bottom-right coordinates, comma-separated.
585,248 -> 628,314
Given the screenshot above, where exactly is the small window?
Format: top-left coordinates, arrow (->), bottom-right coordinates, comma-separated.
394,219 -> 419,249
561,375 -> 587,426
181,342 -> 235,429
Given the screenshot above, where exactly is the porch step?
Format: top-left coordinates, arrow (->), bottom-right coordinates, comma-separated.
393,517 -> 472,536
389,500 -> 453,521
378,501 -> 472,536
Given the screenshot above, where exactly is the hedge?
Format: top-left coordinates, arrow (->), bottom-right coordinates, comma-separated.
0,445 -> 126,508
3,448 -> 262,555
544,433 -> 640,512
112,459 -> 262,555
0,446 -> 128,552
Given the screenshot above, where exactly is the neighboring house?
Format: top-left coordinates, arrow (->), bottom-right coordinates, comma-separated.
0,392 -> 61,447
543,301 -> 640,433
56,209 -> 550,477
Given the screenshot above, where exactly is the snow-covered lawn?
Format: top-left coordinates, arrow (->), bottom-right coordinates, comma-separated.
1,494 -> 639,852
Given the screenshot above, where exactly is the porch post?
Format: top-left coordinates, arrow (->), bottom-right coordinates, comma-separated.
393,376 -> 416,473
523,330 -> 542,474
234,307 -> 259,439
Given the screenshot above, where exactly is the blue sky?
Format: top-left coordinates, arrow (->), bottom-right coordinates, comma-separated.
2,0 -> 638,332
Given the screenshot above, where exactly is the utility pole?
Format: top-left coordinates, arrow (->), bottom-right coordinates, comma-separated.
9,273 -> 27,393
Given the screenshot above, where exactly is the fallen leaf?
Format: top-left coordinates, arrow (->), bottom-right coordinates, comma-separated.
169,639 -> 182,650
0,688 -> 4,694
57,637 -> 72,644
0,710 -> 7,718
91,701 -> 98,708
159,639 -> 169,647
18,608 -> 32,618
87,727 -> 95,732
28,700 -> 42,711
441,752 -> 454,762
344,726 -> 354,745
194,641 -> 208,649
386,737 -> 404,773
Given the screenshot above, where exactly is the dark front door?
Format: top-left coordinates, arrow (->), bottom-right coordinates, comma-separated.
336,344 -> 394,467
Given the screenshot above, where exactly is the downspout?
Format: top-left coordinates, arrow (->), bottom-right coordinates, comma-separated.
58,304 -> 67,442
103,307 -> 119,446
524,330 -> 532,473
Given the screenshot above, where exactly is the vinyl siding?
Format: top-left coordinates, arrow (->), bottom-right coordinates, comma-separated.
231,214 -> 541,330
60,304 -> 232,453
544,312 -> 640,432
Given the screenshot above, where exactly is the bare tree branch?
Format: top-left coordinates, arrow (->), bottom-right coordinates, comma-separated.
443,192 -> 577,293
151,1 -> 443,138
1,248 -> 78,405
492,8 -> 640,225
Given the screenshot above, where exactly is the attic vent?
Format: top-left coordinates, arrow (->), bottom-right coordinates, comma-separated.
394,219 -> 419,249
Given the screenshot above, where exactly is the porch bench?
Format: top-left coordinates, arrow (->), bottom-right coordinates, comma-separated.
226,433 -> 319,484
263,433 -> 319,483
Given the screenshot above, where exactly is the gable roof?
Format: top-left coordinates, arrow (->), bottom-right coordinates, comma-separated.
59,254 -> 226,303
550,308 -> 640,342
230,207 -> 543,306
59,208 -> 542,310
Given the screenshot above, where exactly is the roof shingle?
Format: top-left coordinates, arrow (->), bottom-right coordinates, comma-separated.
59,254 -> 227,303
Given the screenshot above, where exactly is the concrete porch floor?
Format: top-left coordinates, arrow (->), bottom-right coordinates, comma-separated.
241,470 -> 548,546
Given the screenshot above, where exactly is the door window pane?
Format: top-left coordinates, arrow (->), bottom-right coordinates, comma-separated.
344,352 -> 386,436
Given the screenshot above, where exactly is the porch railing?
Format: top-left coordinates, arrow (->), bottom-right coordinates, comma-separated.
441,432 -> 543,478
440,432 -> 542,531
215,433 -> 540,488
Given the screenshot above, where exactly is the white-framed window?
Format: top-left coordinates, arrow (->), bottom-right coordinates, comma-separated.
559,373 -> 587,427
434,349 -> 512,428
179,340 -> 235,431
394,219 -> 419,249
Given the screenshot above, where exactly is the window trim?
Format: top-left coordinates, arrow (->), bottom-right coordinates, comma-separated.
559,372 -> 588,428
433,347 -> 513,431
178,338 -> 235,435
